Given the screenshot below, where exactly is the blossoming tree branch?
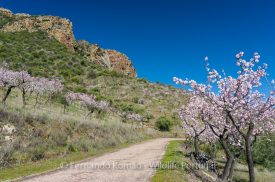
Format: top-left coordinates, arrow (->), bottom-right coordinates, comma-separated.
174,52 -> 275,182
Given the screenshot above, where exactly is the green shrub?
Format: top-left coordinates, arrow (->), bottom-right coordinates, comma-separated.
137,78 -> 148,83
29,147 -> 45,162
132,97 -> 139,103
51,132 -> 68,147
156,117 -> 172,131
71,76 -> 81,84
98,70 -> 123,77
144,113 -> 154,122
116,102 -> 145,115
201,142 -> 219,159
73,86 -> 88,93
67,144 -> 77,152
87,70 -> 97,79
89,88 -> 100,94
0,144 -> 15,168
77,138 -> 92,152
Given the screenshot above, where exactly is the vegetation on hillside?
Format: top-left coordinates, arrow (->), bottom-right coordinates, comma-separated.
0,30 -> 189,128
0,31 -> 104,82
0,13 -> 188,181
0,13 -> 15,28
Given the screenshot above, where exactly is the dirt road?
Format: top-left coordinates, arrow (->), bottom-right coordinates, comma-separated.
21,138 -> 178,182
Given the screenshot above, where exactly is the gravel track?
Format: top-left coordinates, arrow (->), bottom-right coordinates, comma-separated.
21,138 -> 178,182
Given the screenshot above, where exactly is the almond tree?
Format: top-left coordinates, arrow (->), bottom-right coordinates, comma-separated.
0,67 -> 63,106
66,92 -> 109,117
179,96 -> 210,156
18,71 -> 32,106
126,112 -> 144,127
181,95 -> 243,181
27,77 -> 63,107
0,67 -> 31,104
174,52 -> 275,182
204,104 -> 243,181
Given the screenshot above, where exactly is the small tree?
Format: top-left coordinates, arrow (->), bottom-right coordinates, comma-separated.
27,77 -> 63,107
179,96 -> 209,156
65,92 -> 109,117
0,67 -> 31,105
126,112 -> 144,128
180,95 -> 243,181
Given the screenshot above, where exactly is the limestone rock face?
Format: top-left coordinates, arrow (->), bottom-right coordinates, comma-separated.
75,41 -> 137,77
75,40 -> 109,67
0,7 -> 137,77
105,50 -> 137,78
0,8 -> 13,17
1,15 -> 75,50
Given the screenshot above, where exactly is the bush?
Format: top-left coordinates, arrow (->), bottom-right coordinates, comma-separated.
144,113 -> 154,122
29,147 -> 45,161
201,142 -> 219,159
0,144 -> 15,168
156,117 -> 172,131
116,102 -> 145,115
50,131 -> 68,147
137,78 -> 148,83
98,70 -> 123,77
71,76 -> 81,84
67,144 -> 77,152
87,70 -> 97,79
73,86 -> 88,93
77,138 -> 92,152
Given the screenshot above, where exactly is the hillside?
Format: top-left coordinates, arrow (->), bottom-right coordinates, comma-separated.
0,7 -> 189,127
0,7 -> 188,179
0,7 -> 136,77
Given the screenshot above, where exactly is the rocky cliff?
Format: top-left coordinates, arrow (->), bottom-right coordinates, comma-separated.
0,8 -> 137,77
0,8 -> 75,50
75,41 -> 137,77
105,50 -> 137,78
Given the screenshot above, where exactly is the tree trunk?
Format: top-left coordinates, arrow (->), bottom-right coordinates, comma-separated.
22,88 -> 26,106
228,158 -> 235,182
245,135 -> 255,182
2,86 -> 13,104
34,94 -> 39,108
63,104 -> 66,114
220,139 -> 235,181
194,135 -> 199,157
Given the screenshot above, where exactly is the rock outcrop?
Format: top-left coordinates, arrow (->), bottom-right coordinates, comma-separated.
0,7 -> 137,77
0,8 -> 13,17
75,41 -> 137,77
75,40 -> 109,67
1,14 -> 75,50
105,50 -> 137,77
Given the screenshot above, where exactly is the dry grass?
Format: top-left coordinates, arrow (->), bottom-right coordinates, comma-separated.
233,163 -> 275,182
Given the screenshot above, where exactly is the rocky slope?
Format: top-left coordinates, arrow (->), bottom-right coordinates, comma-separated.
75,41 -> 137,77
0,7 -> 136,77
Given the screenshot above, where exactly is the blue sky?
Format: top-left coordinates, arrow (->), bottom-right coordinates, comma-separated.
1,0 -> 275,86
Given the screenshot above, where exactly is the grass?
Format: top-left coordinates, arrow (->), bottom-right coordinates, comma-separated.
0,137 -> 153,181
0,30 -> 189,127
0,89 -> 161,181
201,141 -> 275,182
151,140 -> 187,182
233,163 -> 275,182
